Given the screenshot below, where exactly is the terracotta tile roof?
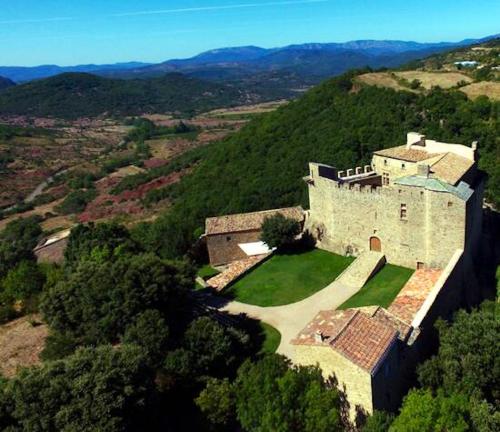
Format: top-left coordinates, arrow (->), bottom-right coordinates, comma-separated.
205,206 -> 304,235
291,310 -> 358,346
374,145 -> 442,162
331,312 -> 398,373
388,269 -> 443,324
207,254 -> 270,291
292,309 -> 398,374
430,153 -> 474,185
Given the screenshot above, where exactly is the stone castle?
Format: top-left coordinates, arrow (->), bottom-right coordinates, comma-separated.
305,132 -> 483,270
293,132 -> 485,418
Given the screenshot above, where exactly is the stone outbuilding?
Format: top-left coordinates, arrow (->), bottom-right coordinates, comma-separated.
205,206 -> 304,266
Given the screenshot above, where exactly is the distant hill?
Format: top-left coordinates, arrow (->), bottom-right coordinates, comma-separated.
96,35 -> 499,82
0,76 -> 15,90
0,62 -> 152,83
0,72 -> 259,119
2,35 -> 497,84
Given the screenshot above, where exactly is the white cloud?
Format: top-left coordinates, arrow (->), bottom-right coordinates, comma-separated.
112,0 -> 328,17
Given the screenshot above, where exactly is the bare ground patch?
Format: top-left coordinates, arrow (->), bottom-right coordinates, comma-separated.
0,315 -> 48,377
460,81 -> 500,101
394,71 -> 472,89
355,73 -> 414,92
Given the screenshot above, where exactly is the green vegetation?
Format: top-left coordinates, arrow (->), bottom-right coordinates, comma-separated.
259,323 -> 281,354
381,301 -> 500,432
197,264 -> 220,280
54,188 -> 97,214
138,72 -> 499,260
260,214 -> 301,249
339,264 -> 414,310
197,355 -> 343,431
226,249 -> 354,306
0,72 -> 250,119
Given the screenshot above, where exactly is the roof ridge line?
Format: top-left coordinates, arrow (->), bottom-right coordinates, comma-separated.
329,309 -> 359,345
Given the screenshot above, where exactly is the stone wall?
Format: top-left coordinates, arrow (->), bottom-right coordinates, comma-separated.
207,230 -> 261,266
294,344 -> 373,418
307,163 -> 471,269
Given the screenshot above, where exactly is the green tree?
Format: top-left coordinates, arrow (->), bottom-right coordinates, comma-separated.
64,222 -> 139,265
41,253 -> 193,345
122,309 -> 169,368
363,411 -> 394,431
1,260 -> 45,304
196,378 -> 236,430
0,345 -> 156,432
235,355 -> 342,432
390,389 -> 475,432
417,302 -> 499,405
0,216 -> 42,278
260,214 -> 301,250
164,317 -> 249,382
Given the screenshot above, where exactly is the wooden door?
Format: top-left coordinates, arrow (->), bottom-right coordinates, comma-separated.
370,237 -> 381,252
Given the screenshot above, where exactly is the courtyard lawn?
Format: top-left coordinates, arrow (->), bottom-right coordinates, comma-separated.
226,249 -> 354,306
338,264 -> 414,310
259,323 -> 281,354
195,265 -> 220,290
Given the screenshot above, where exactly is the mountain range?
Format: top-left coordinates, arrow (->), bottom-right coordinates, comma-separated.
1,35 -> 497,83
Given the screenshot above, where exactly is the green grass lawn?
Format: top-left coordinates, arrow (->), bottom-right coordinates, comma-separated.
338,264 -> 414,310
197,264 -> 220,280
226,249 -> 354,306
259,323 -> 281,354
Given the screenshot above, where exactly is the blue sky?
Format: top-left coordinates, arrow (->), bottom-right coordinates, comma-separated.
1,0 -> 498,66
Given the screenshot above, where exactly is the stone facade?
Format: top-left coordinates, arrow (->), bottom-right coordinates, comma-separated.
294,133 -> 485,421
207,230 -> 262,266
306,133 -> 483,269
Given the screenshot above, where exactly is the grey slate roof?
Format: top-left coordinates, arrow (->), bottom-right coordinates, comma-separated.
394,176 -> 473,201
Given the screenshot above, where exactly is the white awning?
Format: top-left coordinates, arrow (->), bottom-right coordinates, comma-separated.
238,241 -> 275,256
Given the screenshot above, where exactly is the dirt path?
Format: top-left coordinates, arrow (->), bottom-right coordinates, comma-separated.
216,278 -> 362,360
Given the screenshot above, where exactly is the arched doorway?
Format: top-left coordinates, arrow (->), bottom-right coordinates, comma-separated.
370,236 -> 381,252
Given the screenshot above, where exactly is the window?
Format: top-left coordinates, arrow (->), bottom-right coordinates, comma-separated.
226,236 -> 231,241
448,201 -> 453,207
382,172 -> 390,186
400,204 -> 407,220
384,159 -> 388,166
417,262 -> 425,269
402,163 -> 406,170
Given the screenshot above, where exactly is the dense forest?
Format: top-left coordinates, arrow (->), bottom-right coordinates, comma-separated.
128,71 -> 499,259
0,72 -> 263,119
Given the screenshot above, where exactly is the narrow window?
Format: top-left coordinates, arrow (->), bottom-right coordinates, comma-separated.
384,159 -> 388,166
400,204 -> 407,220
402,163 -> 406,170
226,236 -> 231,241
448,201 -> 453,207
382,172 -> 390,186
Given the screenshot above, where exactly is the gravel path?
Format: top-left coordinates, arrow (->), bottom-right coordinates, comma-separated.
218,278 -> 362,360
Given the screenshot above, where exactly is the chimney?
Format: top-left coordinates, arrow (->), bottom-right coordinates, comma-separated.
417,164 -> 430,178
314,330 -> 324,343
407,132 -> 426,148
472,141 -> 478,161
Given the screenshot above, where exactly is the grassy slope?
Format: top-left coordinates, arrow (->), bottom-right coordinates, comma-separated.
338,264 -> 414,309
226,249 -> 354,306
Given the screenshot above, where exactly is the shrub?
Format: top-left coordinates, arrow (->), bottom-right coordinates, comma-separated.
261,214 -> 301,249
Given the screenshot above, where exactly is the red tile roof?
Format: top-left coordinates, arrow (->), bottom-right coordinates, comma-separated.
388,269 -> 443,324
293,309 -> 398,374
331,312 -> 398,373
374,145 -> 441,162
205,206 -> 304,235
